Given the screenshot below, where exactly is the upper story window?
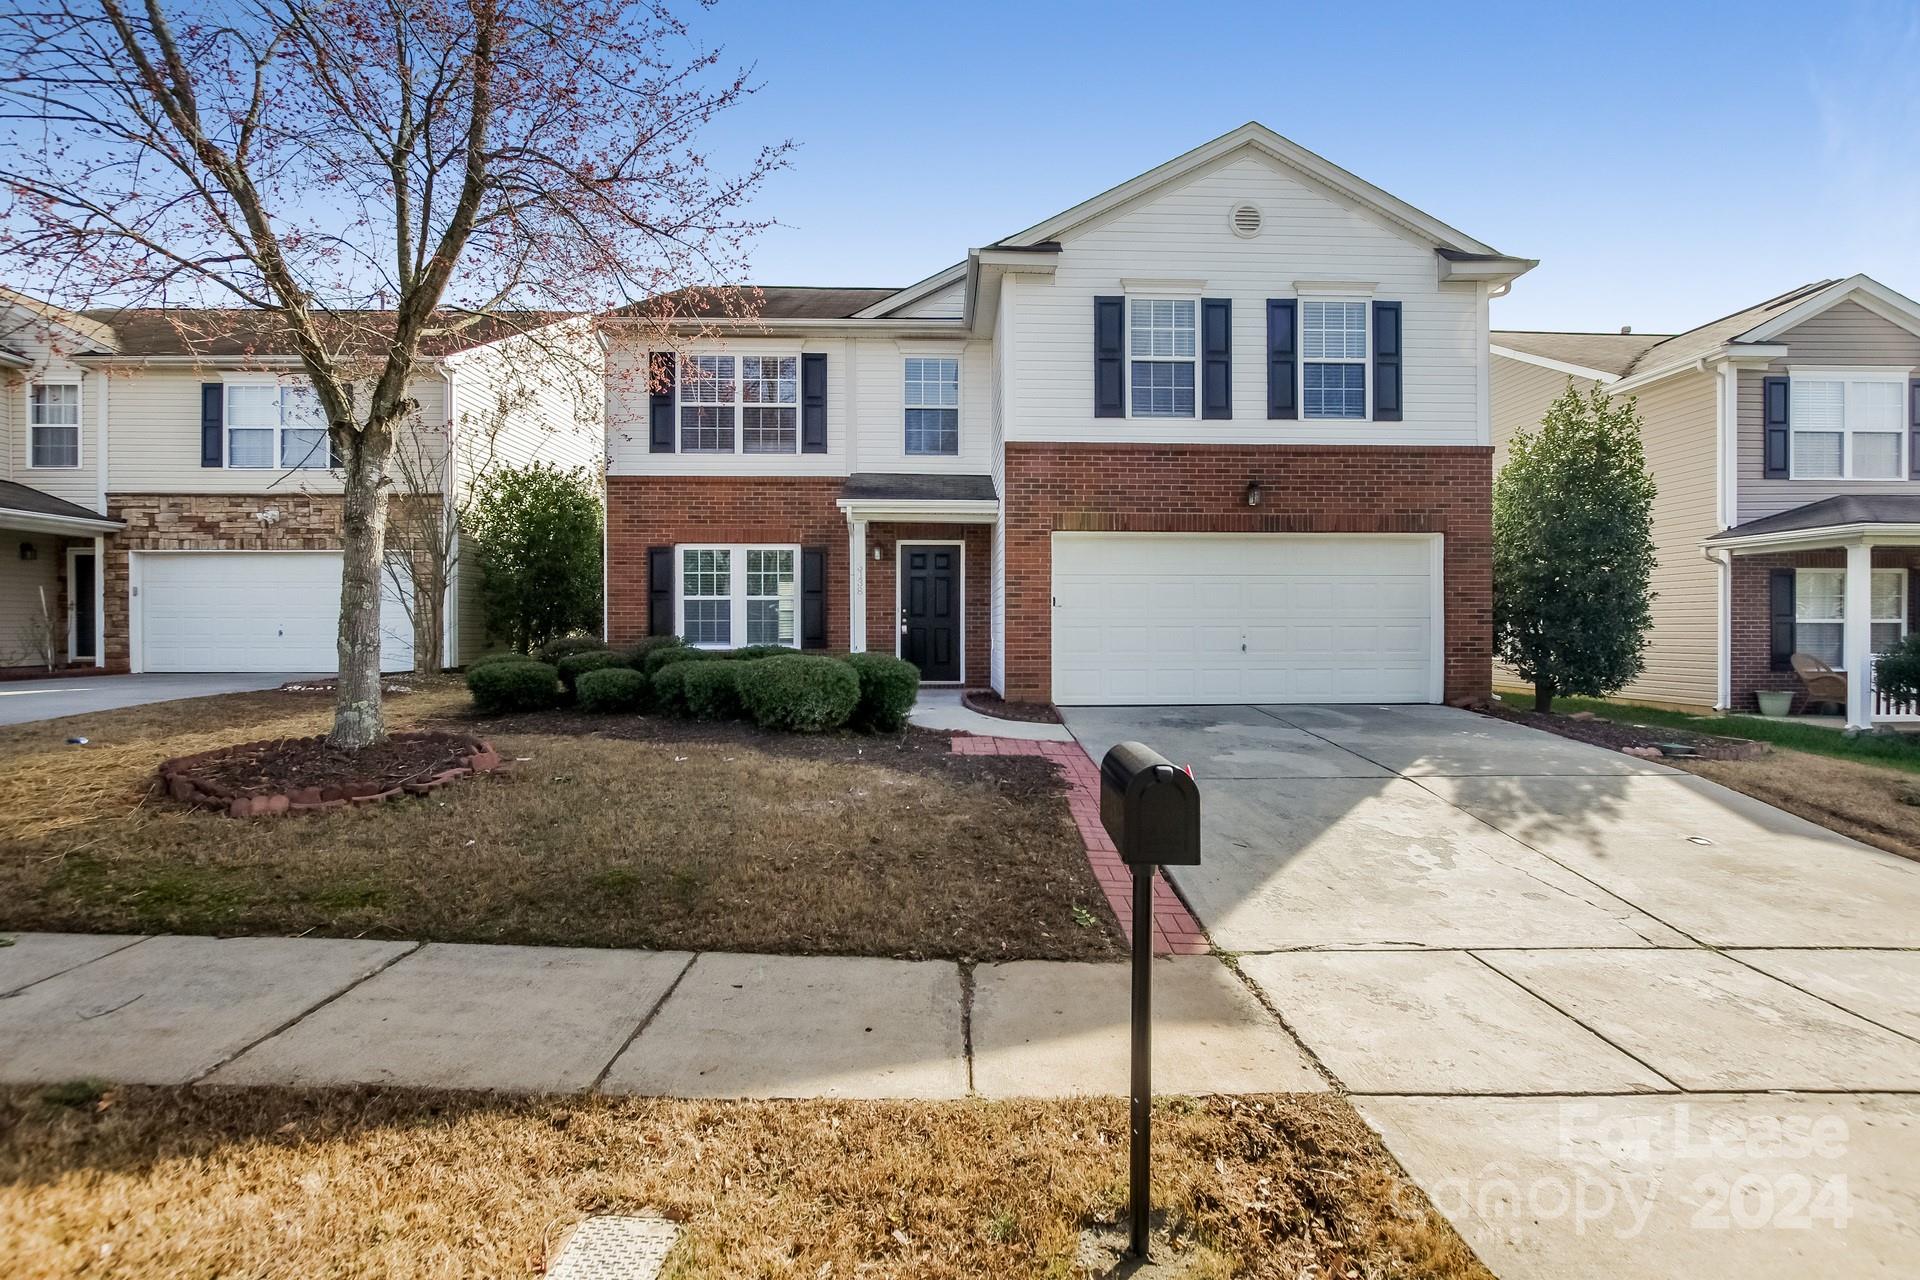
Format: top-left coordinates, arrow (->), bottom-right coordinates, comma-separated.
679,354 -> 798,454
904,356 -> 959,455
1129,299 -> 1195,417
226,382 -> 330,470
1791,373 -> 1906,480
29,382 -> 81,468
1301,300 -> 1368,419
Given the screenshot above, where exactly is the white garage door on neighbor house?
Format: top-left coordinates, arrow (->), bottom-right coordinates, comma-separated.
133,551 -> 414,673
1049,533 -> 1442,706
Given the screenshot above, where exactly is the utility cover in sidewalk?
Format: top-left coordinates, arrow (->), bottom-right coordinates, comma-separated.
547,1215 -> 678,1280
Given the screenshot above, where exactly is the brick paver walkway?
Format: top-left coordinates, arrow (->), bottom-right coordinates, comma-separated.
951,735 -> 1209,955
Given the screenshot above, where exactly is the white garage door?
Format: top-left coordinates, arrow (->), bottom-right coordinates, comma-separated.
1050,533 -> 1440,705
137,552 -> 414,673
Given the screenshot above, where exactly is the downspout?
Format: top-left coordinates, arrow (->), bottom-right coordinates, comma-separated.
440,364 -> 460,668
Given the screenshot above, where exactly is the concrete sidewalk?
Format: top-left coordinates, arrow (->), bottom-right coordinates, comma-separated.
0,932 -> 1321,1098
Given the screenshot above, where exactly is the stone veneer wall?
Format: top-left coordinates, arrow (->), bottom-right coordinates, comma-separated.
103,492 -> 439,669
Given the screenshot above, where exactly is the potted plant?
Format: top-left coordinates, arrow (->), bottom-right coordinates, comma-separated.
1754,690 -> 1793,717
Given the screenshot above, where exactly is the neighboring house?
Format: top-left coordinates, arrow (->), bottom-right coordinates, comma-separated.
604,123 -> 1533,705
1491,274 -> 1920,727
0,290 -> 600,674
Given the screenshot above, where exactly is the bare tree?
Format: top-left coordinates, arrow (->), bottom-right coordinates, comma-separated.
0,0 -> 785,747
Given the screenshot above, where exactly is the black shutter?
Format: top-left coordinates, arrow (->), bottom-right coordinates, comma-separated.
327,427 -> 343,469
1373,301 -> 1403,422
801,546 -> 827,648
1909,380 -> 1920,479
1769,569 -> 1796,672
647,546 -> 674,636
1201,297 -> 1232,420
1266,299 -> 1297,419
200,383 -> 223,466
1763,376 -> 1790,478
1093,295 -> 1125,418
801,353 -> 828,453
648,352 -> 675,453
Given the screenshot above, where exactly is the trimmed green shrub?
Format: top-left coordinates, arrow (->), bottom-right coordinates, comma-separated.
623,634 -> 684,666
556,649 -> 627,693
683,661 -> 744,720
466,650 -> 534,672
576,666 -> 650,713
650,660 -> 696,714
644,644 -> 709,677
731,644 -> 797,662
735,654 -> 860,733
845,653 -> 921,732
466,659 -> 559,714
537,633 -> 609,664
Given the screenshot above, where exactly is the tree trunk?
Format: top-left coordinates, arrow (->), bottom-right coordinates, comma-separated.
1534,679 -> 1555,716
330,424 -> 396,749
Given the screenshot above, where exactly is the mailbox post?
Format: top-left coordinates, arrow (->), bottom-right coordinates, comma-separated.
1098,741 -> 1200,1261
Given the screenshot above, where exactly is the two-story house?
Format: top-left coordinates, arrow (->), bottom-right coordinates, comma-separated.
1491,274 -> 1920,728
604,124 -> 1533,706
0,290 -> 599,675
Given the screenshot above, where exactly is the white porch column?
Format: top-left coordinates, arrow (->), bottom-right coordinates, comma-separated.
1844,540 -> 1874,729
847,517 -> 867,653
92,533 -> 106,667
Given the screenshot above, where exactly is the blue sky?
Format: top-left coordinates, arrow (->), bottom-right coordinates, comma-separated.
691,0 -> 1920,336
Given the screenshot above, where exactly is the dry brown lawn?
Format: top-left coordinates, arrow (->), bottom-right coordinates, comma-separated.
0,682 -> 1122,960
0,1085 -> 1491,1280
1682,753 -> 1920,862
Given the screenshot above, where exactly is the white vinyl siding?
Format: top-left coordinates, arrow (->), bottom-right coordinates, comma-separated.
1795,568 -> 1906,668
676,544 -> 796,647
1789,374 -> 1906,480
28,382 -> 81,468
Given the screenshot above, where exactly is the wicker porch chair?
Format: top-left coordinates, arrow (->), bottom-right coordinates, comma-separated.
1790,652 -> 1848,713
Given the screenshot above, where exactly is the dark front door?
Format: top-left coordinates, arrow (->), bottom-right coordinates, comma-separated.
70,553 -> 96,661
900,544 -> 960,682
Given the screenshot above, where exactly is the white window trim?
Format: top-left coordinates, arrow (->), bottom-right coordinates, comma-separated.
1786,367 -> 1912,482
903,354 -> 961,456
1125,293 -> 1199,421
673,542 -> 801,649
1298,293 -> 1373,424
27,379 -> 83,470
1795,566 -> 1907,670
222,376 -> 332,472
675,352 -> 801,456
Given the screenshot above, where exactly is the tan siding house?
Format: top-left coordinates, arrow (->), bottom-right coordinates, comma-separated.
1493,274 -> 1920,726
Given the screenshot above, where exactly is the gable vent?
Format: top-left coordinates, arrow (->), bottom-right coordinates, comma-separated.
1230,203 -> 1263,238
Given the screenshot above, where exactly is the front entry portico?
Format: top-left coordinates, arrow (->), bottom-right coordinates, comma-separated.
837,472 -> 996,685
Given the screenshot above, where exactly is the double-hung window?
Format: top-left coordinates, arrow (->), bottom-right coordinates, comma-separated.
678,544 -> 797,647
679,354 -> 798,454
904,356 -> 959,454
1795,567 -> 1907,667
1790,373 -> 1907,480
226,383 -> 331,470
29,383 -> 80,468
1301,300 -> 1368,419
1128,299 -> 1195,417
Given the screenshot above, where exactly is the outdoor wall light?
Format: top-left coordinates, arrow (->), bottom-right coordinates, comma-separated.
872,544 -> 885,561
18,541 -> 36,561
1244,479 -> 1262,508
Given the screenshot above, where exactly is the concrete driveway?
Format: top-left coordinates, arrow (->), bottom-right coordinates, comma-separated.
1062,703 -> 1920,1279
0,672 -> 316,726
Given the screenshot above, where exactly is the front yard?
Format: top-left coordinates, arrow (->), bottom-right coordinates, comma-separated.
0,681 -> 1122,961
1493,691 -> 1920,861
0,1085 -> 1488,1280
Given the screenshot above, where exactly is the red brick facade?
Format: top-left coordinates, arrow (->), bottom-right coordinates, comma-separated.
605,476 -> 850,650
1729,547 -> 1920,715
1000,443 -> 1494,703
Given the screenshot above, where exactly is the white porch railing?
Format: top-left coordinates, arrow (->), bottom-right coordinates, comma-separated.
1872,670 -> 1920,722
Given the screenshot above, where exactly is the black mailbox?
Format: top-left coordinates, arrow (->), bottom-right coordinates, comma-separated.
1100,741 -> 1200,866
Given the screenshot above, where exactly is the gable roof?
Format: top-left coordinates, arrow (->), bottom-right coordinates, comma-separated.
638,286 -> 901,322
1615,279 -> 1839,376
75,307 -> 566,359
1491,330 -> 1668,379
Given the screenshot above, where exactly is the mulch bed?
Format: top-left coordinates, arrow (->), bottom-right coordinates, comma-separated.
158,730 -> 504,818
962,689 -> 1062,724
1483,704 -> 1769,761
